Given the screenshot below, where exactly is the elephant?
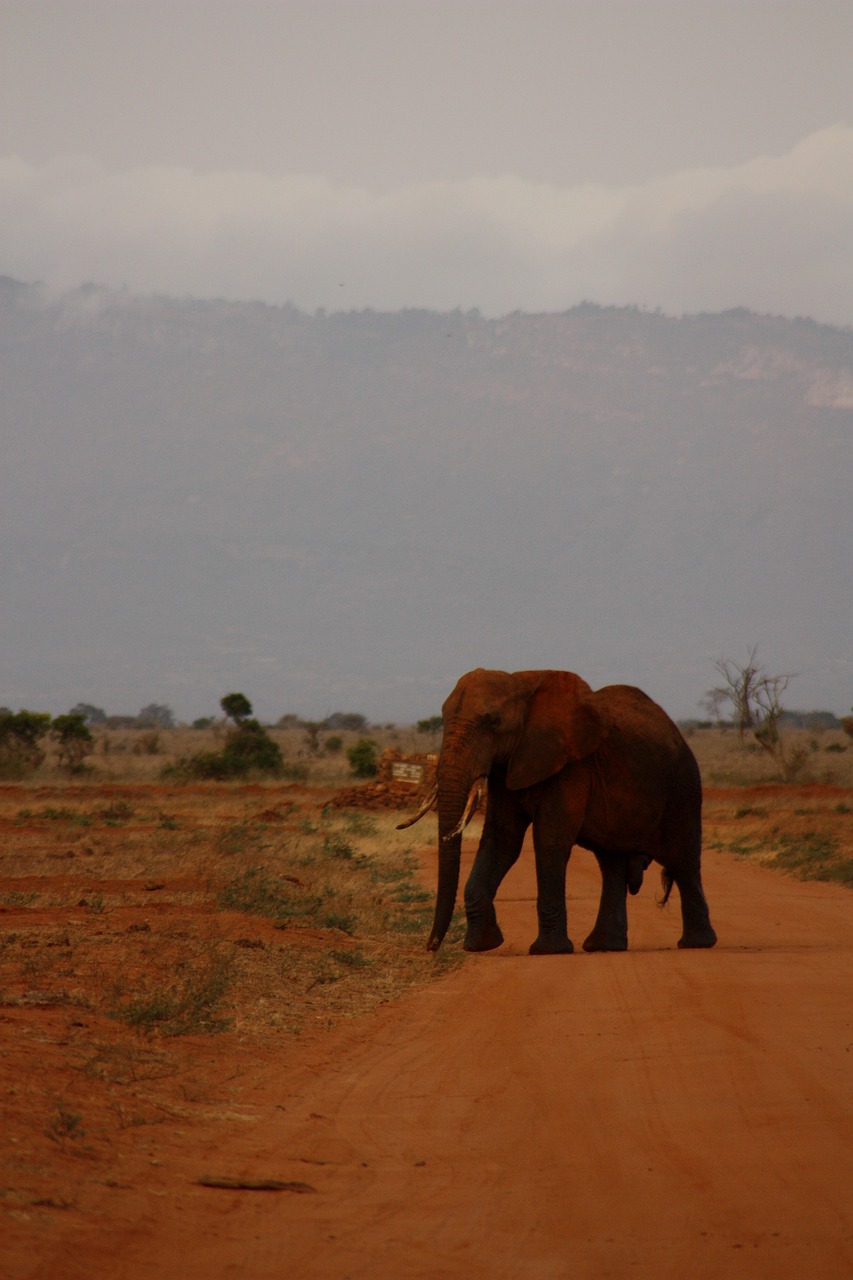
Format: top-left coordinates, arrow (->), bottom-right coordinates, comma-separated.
398,668 -> 717,955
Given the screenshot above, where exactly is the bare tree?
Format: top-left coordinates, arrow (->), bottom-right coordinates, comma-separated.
707,646 -> 805,781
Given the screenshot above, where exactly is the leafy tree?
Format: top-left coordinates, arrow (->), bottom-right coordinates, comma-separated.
324,735 -> 344,755
0,710 -> 52,776
137,703 -> 175,729
219,719 -> 283,776
192,716 -> 215,730
220,692 -> 253,724
52,713 -> 94,771
302,721 -> 322,756
347,738 -> 379,778
171,714 -> 284,780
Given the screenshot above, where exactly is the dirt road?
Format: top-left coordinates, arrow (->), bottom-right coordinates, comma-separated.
13,834 -> 853,1280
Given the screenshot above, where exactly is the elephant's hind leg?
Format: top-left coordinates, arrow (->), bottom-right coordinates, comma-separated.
582,851 -> 630,952
671,869 -> 717,948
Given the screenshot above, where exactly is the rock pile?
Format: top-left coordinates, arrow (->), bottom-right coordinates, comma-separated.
329,748 -> 437,812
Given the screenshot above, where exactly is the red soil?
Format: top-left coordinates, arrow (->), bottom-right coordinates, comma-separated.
2,789 -> 852,1279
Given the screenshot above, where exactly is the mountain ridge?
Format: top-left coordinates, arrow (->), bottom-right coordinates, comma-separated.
1,280 -> 851,721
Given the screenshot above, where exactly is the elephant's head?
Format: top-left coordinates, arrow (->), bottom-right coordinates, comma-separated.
400,668 -> 607,950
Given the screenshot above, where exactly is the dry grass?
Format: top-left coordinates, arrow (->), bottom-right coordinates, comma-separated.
28,722 -> 435,786
687,726 -> 853,788
0,782 -> 457,1043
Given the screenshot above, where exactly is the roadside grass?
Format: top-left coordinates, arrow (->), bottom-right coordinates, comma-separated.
108,946 -> 234,1037
689,727 -> 853,787
704,789 -> 853,887
0,783 -> 461,1049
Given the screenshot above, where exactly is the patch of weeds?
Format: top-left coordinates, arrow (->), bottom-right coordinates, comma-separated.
16,806 -> 92,826
330,947 -> 370,968
83,1042 -> 177,1084
321,912 -> 356,935
770,831 -> 853,885
218,865 -> 323,925
215,822 -> 267,856
280,762 -> 310,782
322,833 -> 356,861
336,811 -> 378,837
45,1102 -> 84,1145
157,812 -> 180,830
305,958 -> 342,988
734,806 -> 768,819
727,842 -> 761,858
835,803 -> 852,814
78,894 -> 106,913
386,908 -> 433,935
100,800 -> 134,826
0,891 -> 39,907
110,951 -> 233,1036
391,886 -> 432,904
368,852 -> 418,886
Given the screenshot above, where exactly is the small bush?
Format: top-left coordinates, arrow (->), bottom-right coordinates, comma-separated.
168,719 -> 284,780
51,713 -> 94,771
111,951 -> 233,1036
347,738 -> 379,778
0,710 -> 52,777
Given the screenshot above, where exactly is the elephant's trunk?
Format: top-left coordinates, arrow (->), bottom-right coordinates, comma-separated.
427,749 -> 487,951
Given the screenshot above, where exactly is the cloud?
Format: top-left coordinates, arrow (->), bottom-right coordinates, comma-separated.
2,126 -> 852,323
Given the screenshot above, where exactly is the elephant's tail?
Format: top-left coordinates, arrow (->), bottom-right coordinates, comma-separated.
658,868 -> 674,907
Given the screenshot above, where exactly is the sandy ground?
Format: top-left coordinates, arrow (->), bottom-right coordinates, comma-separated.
4,806 -> 852,1280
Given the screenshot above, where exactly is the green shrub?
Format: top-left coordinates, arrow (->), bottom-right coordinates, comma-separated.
51,712 -> 94,771
0,710 -> 52,777
168,718 -> 284,780
220,692 -> 253,723
347,738 -> 379,778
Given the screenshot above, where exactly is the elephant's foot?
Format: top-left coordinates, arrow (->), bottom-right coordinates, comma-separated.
528,933 -> 574,955
677,923 -> 717,949
582,927 -> 628,953
463,920 -> 505,952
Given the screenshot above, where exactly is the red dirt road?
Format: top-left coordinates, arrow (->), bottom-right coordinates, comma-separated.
9,836 -> 853,1279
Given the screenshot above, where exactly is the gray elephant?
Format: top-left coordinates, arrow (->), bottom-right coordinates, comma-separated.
400,668 -> 716,955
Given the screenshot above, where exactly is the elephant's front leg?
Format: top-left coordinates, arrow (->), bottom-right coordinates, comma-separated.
582,852 -> 630,952
529,830 -> 574,955
463,794 -> 528,952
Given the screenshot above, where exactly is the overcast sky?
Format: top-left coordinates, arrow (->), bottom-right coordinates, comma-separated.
2,0 -> 852,321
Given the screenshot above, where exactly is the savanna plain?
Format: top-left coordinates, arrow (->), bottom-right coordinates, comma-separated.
2,724 -> 852,1279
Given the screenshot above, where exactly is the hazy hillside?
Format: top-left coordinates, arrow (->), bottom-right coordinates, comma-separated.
1,278 -> 851,721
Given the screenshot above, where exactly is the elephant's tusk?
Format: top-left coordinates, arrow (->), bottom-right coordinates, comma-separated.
444,777 -> 485,840
395,784 -> 438,830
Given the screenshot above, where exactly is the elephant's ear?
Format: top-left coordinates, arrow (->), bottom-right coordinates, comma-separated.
506,670 -> 606,790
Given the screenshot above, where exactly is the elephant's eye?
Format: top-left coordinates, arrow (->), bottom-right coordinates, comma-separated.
481,712 -> 501,731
